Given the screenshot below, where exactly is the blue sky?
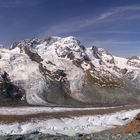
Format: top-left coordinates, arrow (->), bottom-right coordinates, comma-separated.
0,0 -> 140,57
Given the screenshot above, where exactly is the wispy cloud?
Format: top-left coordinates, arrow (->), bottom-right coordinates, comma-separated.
85,5 -> 140,25
93,31 -> 140,34
114,5 -> 140,12
94,40 -> 140,45
93,39 -> 140,57
43,11 -> 115,36
43,5 -> 140,36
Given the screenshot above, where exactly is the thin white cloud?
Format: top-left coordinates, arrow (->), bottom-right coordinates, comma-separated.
93,39 -> 140,57
94,40 -> 140,46
43,5 -> 140,36
114,5 -> 140,12
93,31 -> 140,34
44,11 -> 115,36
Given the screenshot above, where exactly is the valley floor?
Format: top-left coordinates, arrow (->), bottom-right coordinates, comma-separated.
0,104 -> 140,136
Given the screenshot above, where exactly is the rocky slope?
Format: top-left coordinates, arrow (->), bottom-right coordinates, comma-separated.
2,132 -> 140,140
124,113 -> 140,134
0,36 -> 140,106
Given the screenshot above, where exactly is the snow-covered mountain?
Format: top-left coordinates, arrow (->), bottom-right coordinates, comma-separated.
0,36 -> 140,106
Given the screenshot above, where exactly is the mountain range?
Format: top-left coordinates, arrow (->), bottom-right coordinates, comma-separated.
0,36 -> 140,107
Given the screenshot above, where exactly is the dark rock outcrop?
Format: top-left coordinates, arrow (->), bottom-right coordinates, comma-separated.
0,72 -> 25,106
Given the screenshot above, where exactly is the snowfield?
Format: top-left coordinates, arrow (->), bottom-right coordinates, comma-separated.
0,107 -> 139,136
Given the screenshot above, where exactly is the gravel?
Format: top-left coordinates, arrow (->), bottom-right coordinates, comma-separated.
0,132 -> 140,140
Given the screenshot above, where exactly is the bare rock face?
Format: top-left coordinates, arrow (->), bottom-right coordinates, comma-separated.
0,71 -> 26,106
124,113 -> 140,134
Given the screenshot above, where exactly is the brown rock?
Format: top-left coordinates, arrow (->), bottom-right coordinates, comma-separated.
124,113 -> 140,134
